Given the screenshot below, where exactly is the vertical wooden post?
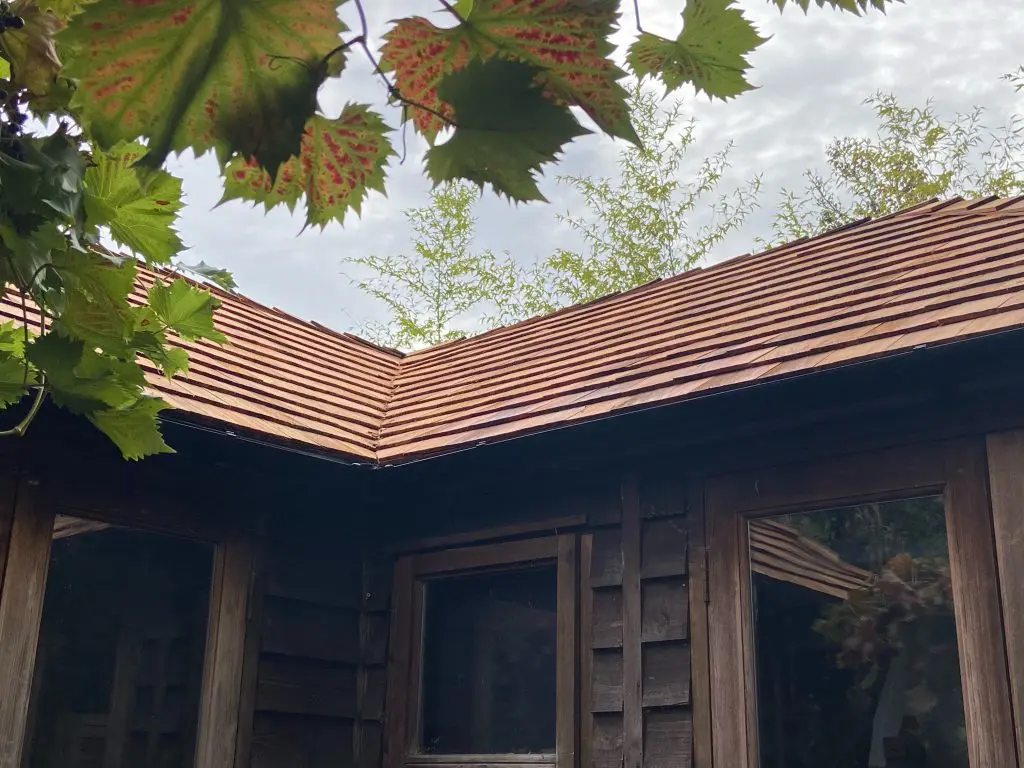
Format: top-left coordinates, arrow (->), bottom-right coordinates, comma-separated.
944,440 -> 1018,767
686,478 -> 712,768
194,534 -> 258,768
555,534 -> 579,768
0,477 -> 54,768
578,533 -> 594,768
985,430 -> 1024,764
620,477 -> 642,768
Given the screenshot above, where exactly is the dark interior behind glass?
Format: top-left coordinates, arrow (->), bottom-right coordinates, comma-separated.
421,564 -> 558,755
748,496 -> 968,768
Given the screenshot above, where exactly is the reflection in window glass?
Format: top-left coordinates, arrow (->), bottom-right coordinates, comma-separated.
421,565 -> 557,755
26,516 -> 213,768
748,496 -> 967,768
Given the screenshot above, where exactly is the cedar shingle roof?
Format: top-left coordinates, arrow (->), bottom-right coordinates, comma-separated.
5,196 -> 1024,464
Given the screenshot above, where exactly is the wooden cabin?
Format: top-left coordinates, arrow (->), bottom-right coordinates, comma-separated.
2,196 -> 1024,768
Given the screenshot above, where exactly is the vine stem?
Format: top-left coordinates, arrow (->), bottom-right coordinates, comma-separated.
437,0 -> 464,21
0,382 -> 46,437
350,0 -> 459,130
633,0 -> 644,32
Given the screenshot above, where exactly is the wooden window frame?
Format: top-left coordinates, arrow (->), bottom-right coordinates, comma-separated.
704,439 -> 1018,768
385,534 -> 579,768
0,475 -> 261,768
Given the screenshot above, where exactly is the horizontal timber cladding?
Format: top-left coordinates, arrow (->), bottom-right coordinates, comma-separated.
585,475 -> 693,768
248,537 -> 392,768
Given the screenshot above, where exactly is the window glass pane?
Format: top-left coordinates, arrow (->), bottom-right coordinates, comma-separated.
421,564 -> 557,755
748,496 -> 968,768
26,516 -> 213,768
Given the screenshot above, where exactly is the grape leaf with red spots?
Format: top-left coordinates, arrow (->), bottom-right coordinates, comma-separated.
380,0 -> 635,145
627,0 -> 766,101
60,0 -> 347,179
220,105 -> 395,229
460,0 -> 636,143
378,16 -> 471,143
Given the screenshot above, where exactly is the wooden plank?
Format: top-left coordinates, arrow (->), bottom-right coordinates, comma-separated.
357,721 -> 384,768
641,643 -> 690,708
713,440 -> 947,515
0,478 -> 53,768
555,534 -> 578,768
265,546 -> 362,609
260,597 -> 360,663
639,518 -> 687,580
643,709 -> 693,768
363,557 -> 394,612
686,480 -> 712,768
234,536 -> 267,768
255,658 -> 357,718
195,535 -> 256,768
391,514 -> 586,555
589,529 -> 623,588
620,478 -> 642,768
706,478 -> 751,768
250,712 -> 354,768
362,612 -> 390,665
944,440 -> 1018,767
579,534 -> 594,768
0,475 -> 16,595
591,650 -> 623,713
640,579 -> 687,644
986,429 -> 1024,764
383,557 -> 414,768
592,587 -> 623,649
411,536 -> 558,576
362,666 -> 388,722
591,713 -> 623,768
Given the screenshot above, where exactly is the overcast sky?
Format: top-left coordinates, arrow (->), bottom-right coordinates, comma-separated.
165,0 -> 1024,335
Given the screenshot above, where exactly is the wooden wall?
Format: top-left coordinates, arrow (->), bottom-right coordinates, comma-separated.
244,469 -> 695,768
584,476 -> 693,768
247,539 -> 392,768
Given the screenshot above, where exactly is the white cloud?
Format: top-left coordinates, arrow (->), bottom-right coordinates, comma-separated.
167,0 -> 1024,332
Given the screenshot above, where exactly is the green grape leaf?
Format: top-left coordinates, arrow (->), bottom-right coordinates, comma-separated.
148,278 -> 226,342
50,252 -> 137,349
87,396 -> 173,460
0,0 -> 63,99
84,142 -> 185,264
771,0 -> 900,13
0,321 -> 34,407
425,59 -> 589,202
181,260 -> 237,292
379,17 -> 470,142
220,105 -> 395,229
62,0 -> 347,178
0,57 -> 10,78
26,332 -> 143,413
628,0 -> 767,100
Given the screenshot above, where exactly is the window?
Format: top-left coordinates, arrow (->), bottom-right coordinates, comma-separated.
748,497 -> 967,767
386,536 -> 578,768
26,516 -> 214,768
705,441 -> 1017,768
